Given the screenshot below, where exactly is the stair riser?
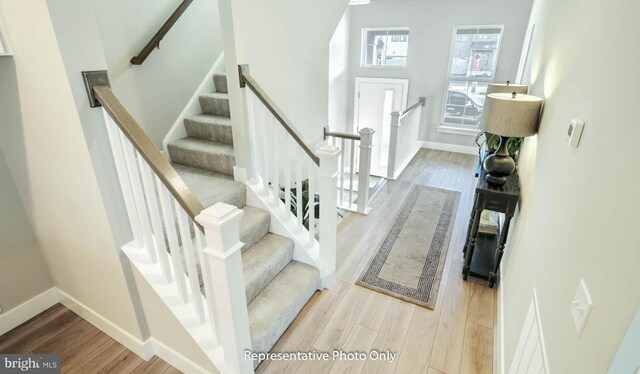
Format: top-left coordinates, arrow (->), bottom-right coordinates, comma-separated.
168,144 -> 235,176
213,74 -> 228,94
184,119 -> 233,145
199,95 -> 230,117
240,212 -> 270,252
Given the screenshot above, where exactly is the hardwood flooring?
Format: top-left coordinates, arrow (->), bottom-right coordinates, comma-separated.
0,303 -> 180,373
257,149 -> 496,374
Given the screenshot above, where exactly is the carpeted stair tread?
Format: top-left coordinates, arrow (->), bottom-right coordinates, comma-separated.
239,206 -> 270,252
213,74 -> 228,94
168,137 -> 235,176
248,261 -> 319,358
184,114 -> 233,145
173,163 -> 245,208
242,234 -> 294,304
199,92 -> 230,117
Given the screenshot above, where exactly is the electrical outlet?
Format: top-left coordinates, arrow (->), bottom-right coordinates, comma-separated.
570,279 -> 593,336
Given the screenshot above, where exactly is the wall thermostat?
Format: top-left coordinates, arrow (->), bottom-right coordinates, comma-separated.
566,119 -> 584,147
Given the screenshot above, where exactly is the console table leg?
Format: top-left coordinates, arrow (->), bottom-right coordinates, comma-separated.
463,192 -> 479,255
463,207 -> 482,280
489,215 -> 513,287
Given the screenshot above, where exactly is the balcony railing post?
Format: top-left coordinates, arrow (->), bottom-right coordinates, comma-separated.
316,145 -> 341,288
387,112 -> 401,180
196,203 -> 253,374
356,128 -> 374,214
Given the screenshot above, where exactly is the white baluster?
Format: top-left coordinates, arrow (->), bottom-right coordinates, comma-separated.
175,203 -> 205,323
387,111 -> 400,180
245,91 -> 258,182
339,138 -> 345,209
296,147 -> 304,232
157,182 -> 188,303
121,135 -> 156,262
307,160 -> 316,246
317,145 -> 341,288
284,136 -> 291,217
260,107 -> 270,193
348,139 -> 356,210
102,113 -> 143,248
139,161 -> 172,281
357,128 -> 375,215
196,203 -> 253,374
271,117 -> 280,206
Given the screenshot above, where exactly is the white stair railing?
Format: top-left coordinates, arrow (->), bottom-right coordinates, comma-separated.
89,82 -> 252,373
238,65 -> 340,284
323,127 -> 374,215
387,97 -> 426,180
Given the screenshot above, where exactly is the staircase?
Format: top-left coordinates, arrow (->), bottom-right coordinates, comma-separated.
166,73 -> 319,359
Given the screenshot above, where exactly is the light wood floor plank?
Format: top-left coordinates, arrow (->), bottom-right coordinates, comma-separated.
460,321 -> 493,374
328,324 -> 377,374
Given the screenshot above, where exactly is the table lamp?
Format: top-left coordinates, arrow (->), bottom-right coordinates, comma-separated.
479,92 -> 543,185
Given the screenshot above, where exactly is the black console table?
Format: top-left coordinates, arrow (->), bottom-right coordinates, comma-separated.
462,167 -> 520,288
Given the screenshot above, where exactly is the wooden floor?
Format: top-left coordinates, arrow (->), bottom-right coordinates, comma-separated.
0,303 -> 180,373
257,149 -> 496,374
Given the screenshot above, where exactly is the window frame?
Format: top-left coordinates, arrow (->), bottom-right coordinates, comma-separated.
361,27 -> 410,68
440,25 -> 504,132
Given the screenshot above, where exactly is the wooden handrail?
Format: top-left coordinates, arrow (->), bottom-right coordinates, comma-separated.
130,0 -> 193,65
399,97 -> 426,119
93,86 -> 205,230
238,64 -> 320,166
323,127 -> 361,141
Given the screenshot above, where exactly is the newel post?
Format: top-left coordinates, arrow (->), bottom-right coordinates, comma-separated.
356,128 -> 374,215
387,111 -> 401,180
196,203 -> 253,374
317,145 -> 341,288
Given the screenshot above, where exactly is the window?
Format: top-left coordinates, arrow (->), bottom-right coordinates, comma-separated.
442,26 -> 503,127
362,28 -> 409,67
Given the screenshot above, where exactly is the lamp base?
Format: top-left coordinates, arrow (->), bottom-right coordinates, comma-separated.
483,136 -> 515,186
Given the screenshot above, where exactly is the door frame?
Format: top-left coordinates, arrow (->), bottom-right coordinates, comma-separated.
353,77 -> 409,134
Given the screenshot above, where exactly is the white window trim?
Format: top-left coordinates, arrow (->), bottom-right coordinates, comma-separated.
438,24 -> 504,132
361,27 -> 410,68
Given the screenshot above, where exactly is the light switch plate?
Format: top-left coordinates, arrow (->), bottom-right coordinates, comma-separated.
571,279 -> 593,336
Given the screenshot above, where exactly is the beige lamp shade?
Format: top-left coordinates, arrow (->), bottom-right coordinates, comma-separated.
486,82 -> 528,95
479,93 -> 543,137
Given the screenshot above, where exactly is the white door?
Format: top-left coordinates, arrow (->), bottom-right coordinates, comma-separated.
354,77 -> 408,177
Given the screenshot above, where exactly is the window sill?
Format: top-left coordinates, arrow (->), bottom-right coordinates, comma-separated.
437,125 -> 481,137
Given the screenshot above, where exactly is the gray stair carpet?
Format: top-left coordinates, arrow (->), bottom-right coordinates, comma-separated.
168,73 -> 319,360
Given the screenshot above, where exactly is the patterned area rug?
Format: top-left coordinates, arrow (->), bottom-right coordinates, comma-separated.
356,184 -> 460,309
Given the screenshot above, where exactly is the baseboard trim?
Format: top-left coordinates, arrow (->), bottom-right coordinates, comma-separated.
421,141 -> 478,155
56,288 -> 153,360
150,338 -> 211,374
0,288 -> 59,336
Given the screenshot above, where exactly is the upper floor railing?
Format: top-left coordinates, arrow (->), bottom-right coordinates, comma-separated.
323,127 -> 374,215
387,97 -> 426,180
130,0 -> 193,65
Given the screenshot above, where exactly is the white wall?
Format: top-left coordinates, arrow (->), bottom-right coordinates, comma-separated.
345,0 -> 534,146
92,0 -> 223,147
228,0 -> 349,143
0,0 -> 145,340
0,149 -> 52,312
501,0 -> 640,372
329,9 -> 352,133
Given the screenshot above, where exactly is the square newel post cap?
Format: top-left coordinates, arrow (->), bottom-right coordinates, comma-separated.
196,202 -> 244,228
317,145 -> 341,177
